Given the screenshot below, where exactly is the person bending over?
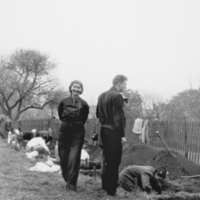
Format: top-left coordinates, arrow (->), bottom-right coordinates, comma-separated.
118,165 -> 167,194
26,135 -> 50,156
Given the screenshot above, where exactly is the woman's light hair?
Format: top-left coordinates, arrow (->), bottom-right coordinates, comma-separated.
112,74 -> 128,86
69,80 -> 84,94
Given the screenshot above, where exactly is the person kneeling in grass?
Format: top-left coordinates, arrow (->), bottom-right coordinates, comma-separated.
118,165 -> 168,195
26,135 -> 50,158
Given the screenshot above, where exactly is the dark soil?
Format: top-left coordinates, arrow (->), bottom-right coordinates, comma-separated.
120,143 -> 200,179
120,143 -> 159,170
87,142 -> 200,196
89,142 -> 200,179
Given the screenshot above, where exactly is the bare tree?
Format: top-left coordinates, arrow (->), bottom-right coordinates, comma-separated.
140,91 -> 165,120
123,89 -> 143,120
0,49 -> 58,121
89,105 -> 97,119
44,88 -> 68,118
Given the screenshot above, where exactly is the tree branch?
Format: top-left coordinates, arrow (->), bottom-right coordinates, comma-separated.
0,91 -> 11,110
19,100 -> 52,114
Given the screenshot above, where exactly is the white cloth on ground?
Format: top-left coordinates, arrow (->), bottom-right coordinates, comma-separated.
29,160 -> 60,173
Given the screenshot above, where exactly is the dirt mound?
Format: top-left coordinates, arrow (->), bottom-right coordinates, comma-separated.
89,142 -> 200,179
120,143 -> 158,169
149,151 -> 190,179
121,143 -> 200,179
149,150 -> 200,179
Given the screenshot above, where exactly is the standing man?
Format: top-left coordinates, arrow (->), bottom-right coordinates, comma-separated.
96,74 -> 127,196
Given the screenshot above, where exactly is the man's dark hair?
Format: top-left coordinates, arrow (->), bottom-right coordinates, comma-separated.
35,132 -> 40,137
153,166 -> 167,179
42,135 -> 48,142
112,75 -> 127,86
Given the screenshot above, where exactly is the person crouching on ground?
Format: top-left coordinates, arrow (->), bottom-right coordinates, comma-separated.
57,80 -> 89,192
118,165 -> 167,195
26,135 -> 50,157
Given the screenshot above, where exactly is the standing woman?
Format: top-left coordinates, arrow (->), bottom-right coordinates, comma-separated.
58,80 -> 89,191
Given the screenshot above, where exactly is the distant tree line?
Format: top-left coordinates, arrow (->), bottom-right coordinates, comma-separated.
0,49 -> 199,123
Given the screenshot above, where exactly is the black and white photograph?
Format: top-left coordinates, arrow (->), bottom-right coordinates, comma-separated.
0,1 -> 200,200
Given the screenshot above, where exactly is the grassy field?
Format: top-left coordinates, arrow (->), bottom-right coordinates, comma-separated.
2,139 -> 200,200
0,139 -> 152,200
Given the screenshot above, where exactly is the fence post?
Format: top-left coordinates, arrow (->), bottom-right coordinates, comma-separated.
93,165 -> 96,182
184,121 -> 188,158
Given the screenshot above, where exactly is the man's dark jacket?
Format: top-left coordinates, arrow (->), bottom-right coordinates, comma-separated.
96,87 -> 125,138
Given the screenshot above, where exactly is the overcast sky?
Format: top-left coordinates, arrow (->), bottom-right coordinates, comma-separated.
0,0 -> 200,104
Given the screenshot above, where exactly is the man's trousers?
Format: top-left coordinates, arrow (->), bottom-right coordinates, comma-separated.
99,127 -> 122,194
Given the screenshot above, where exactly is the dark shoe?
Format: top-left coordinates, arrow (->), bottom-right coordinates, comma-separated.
66,184 -> 76,192
107,191 -> 124,197
107,192 -> 115,196
102,186 -> 106,191
102,183 -> 107,191
106,190 -> 116,196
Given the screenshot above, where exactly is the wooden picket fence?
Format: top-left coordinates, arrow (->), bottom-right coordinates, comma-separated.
18,118 -> 200,165
149,121 -> 200,165
18,118 -> 96,145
